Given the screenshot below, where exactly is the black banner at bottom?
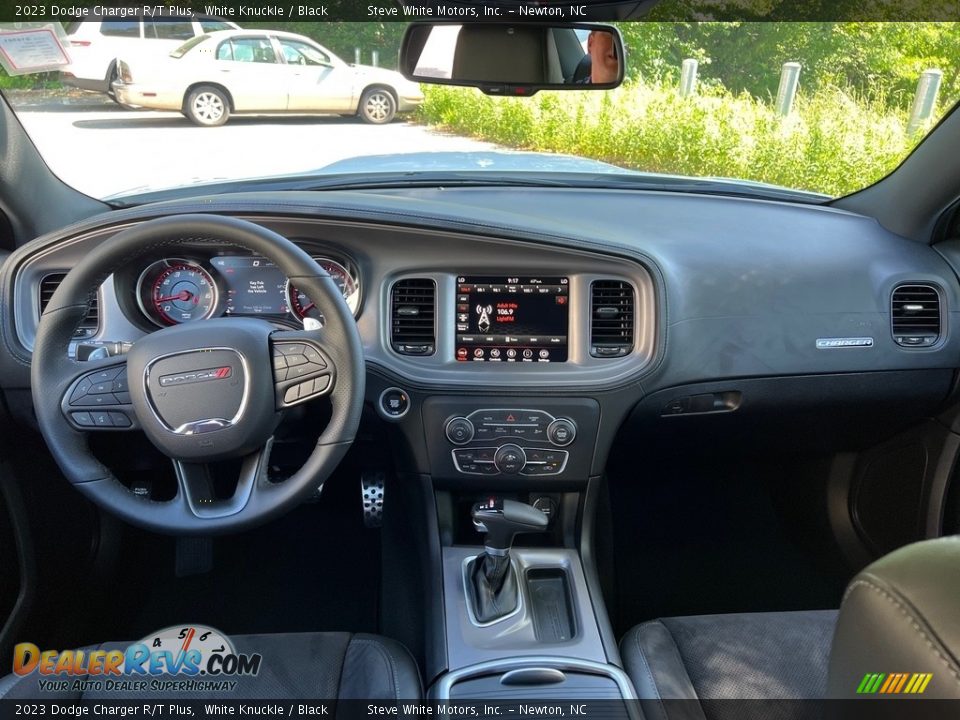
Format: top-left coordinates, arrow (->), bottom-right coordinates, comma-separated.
3,700 -> 960,720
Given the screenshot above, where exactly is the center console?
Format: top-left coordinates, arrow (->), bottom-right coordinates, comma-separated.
431,492 -> 639,714
419,393 -> 637,710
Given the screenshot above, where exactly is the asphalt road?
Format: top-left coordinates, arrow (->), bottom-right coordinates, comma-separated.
10,93 -> 496,199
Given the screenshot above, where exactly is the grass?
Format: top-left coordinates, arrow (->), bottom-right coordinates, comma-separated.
0,69 -> 63,90
417,81 -> 933,197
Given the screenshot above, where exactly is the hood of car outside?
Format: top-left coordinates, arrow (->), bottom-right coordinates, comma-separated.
313,151 -> 632,174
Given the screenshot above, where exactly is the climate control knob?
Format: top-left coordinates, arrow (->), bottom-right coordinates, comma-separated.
494,444 -> 527,475
445,417 -> 475,445
547,418 -> 577,447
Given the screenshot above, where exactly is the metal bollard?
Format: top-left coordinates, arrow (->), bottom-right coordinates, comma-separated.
907,69 -> 943,135
680,59 -> 698,97
354,48 -> 361,65
372,50 -> 379,67
776,62 -> 802,116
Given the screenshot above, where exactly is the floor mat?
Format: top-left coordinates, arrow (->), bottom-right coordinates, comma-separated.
606,449 -> 848,637
78,467 -> 380,643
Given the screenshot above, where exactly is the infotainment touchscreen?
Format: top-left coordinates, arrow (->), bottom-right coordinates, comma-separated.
455,276 -> 568,363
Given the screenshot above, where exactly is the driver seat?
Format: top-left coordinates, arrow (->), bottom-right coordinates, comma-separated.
0,632 -> 421,699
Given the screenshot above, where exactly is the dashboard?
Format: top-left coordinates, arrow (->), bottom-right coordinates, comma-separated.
2,187 -> 960,485
7,213 -> 658,390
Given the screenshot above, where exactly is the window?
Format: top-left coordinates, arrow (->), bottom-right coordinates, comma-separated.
279,40 -> 331,66
99,21 -> 141,39
200,20 -> 234,33
144,21 -> 195,41
218,38 -> 278,64
171,35 -> 209,59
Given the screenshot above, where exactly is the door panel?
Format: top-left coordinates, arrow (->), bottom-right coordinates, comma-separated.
214,36 -> 288,111
278,39 -> 355,112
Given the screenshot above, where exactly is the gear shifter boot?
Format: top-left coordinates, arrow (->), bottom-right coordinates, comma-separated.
468,551 -> 518,623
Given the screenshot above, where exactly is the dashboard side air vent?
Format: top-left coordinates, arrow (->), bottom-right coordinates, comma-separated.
391,278 -> 436,356
891,284 -> 941,348
39,273 -> 99,339
590,280 -> 635,357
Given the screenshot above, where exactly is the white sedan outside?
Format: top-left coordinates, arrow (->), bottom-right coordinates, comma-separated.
112,29 -> 425,126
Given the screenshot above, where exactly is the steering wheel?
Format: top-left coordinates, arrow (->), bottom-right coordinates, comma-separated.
31,215 -> 364,535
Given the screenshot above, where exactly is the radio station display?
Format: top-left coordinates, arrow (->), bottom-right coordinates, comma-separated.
455,276 -> 569,363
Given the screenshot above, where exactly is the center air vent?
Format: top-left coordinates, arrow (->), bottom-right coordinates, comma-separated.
590,280 -> 634,357
891,284 -> 940,347
39,273 -> 99,339
391,278 -> 436,356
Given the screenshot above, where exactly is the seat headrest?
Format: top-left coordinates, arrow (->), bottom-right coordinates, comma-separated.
828,536 -> 960,698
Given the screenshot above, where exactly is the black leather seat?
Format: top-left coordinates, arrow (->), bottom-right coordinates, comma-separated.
0,632 -> 421,699
621,537 -> 960,717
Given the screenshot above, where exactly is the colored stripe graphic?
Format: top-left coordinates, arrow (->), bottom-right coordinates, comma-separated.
879,674 -> 896,693
857,672 -> 932,694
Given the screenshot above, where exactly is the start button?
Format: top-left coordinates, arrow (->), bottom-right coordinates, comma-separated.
378,387 -> 410,420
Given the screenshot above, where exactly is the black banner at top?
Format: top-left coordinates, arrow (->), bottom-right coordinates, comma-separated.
2,1 -> 960,23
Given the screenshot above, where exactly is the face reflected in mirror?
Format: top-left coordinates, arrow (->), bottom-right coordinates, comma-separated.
581,30 -> 620,85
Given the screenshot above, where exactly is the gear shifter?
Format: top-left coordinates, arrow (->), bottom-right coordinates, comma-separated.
468,498 -> 549,623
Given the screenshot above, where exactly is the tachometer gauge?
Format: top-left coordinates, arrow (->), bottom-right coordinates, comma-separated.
137,259 -> 219,326
286,258 -> 359,323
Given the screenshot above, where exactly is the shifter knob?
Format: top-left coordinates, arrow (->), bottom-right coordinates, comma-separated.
472,498 -> 549,553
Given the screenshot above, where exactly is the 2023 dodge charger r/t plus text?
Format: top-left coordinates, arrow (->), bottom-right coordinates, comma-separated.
1,9 -> 960,719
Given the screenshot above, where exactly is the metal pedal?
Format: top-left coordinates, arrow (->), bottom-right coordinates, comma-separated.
361,472 -> 385,528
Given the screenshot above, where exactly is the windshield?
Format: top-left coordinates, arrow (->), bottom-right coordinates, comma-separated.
1,20 -> 957,200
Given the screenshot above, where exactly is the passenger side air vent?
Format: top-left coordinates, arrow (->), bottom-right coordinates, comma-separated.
39,273 -> 99,339
891,284 -> 940,347
391,278 -> 436,356
590,280 -> 634,357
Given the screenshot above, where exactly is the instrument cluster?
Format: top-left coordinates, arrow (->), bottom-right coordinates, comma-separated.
132,253 -> 360,328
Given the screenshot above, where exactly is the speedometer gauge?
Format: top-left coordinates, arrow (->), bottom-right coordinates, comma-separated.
286,258 -> 359,323
137,259 -> 218,326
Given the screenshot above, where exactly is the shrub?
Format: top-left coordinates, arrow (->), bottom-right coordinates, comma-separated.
417,80 -> 927,196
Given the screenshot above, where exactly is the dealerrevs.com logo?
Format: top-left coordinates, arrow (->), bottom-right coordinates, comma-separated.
12,625 -> 262,693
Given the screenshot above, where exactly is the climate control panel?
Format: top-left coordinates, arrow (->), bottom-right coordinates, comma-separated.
424,398 -> 598,483
452,445 -> 569,476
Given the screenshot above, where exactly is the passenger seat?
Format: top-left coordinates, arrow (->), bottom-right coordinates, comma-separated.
621,536 -> 960,716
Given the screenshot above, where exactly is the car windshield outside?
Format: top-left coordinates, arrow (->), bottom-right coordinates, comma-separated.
0,19 -> 958,200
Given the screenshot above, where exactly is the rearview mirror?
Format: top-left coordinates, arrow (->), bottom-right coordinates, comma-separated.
400,23 -> 624,95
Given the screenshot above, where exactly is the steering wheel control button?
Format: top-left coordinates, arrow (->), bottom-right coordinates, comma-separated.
273,340 -> 334,409
494,444 -> 527,475
445,417 -> 475,445
91,411 -> 113,427
70,412 -> 94,427
378,387 -> 410,420
547,418 -> 577,446
303,346 -> 326,368
109,412 -> 132,428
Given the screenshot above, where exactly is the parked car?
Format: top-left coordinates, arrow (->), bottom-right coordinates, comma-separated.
112,30 -> 425,126
61,15 -> 240,103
